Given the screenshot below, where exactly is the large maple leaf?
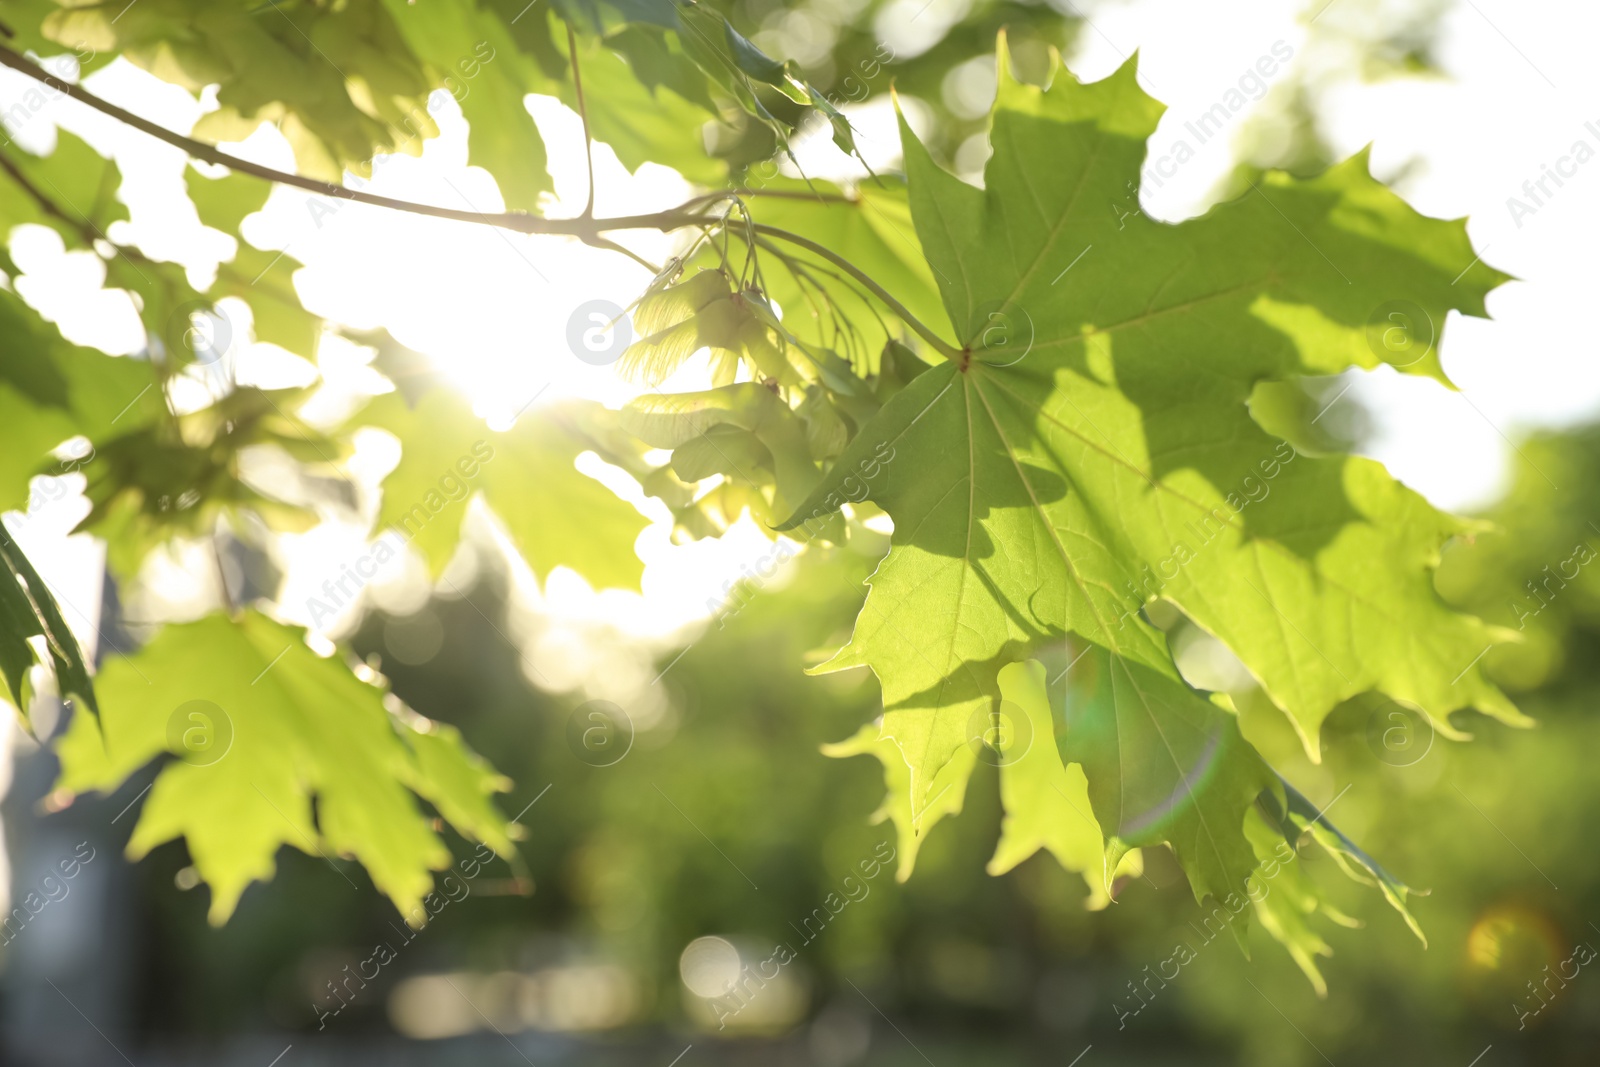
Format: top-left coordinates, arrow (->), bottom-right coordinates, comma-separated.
782,40 -> 1523,907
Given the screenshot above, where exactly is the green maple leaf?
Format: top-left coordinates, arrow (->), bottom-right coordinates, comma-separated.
0,284 -> 163,511
361,388 -> 649,589
54,611 -> 514,923
558,23 -> 727,186
782,41 -> 1519,914
0,523 -> 97,728
379,0 -> 554,214
1059,643 -> 1277,911
0,131 -> 127,248
985,660 -> 1105,889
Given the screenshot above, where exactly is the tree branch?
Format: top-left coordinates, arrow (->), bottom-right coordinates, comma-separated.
0,44 -> 958,355
0,43 -> 703,238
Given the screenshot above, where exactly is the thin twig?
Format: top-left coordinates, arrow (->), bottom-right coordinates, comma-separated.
566,24 -> 597,220
583,233 -> 661,273
0,145 -> 174,413
210,526 -> 237,617
0,43 -> 699,238
0,43 -> 959,357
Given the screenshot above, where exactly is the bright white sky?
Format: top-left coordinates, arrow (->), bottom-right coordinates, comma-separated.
1071,0 -> 1600,513
0,0 -> 1593,697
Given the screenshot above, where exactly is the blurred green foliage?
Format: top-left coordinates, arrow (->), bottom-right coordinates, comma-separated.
81,413 -> 1600,1064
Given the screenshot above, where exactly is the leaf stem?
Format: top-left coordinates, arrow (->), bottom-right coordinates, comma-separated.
210,526 -> 237,618
749,224 -> 960,360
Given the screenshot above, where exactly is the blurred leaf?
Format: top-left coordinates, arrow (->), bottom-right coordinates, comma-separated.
822,720 -> 970,881
184,164 -> 271,235
0,130 -> 126,246
1282,777 -> 1426,945
380,0 -> 555,213
77,386 -> 340,577
622,382 -> 823,524
0,287 -> 163,507
54,610 -> 513,924
1240,803 -> 1335,995
563,23 -> 726,185
0,521 -> 97,727
186,166 -> 321,360
361,388 -> 648,588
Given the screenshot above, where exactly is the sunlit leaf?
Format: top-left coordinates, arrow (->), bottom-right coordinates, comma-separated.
361,388 -> 649,589
53,610 -> 513,923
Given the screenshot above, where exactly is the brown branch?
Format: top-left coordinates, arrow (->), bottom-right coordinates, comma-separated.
0,148 -> 87,236
0,45 -> 966,354
0,43 -> 705,238
0,143 -> 167,283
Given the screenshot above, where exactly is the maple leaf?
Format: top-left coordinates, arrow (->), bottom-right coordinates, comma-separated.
361,388 -> 650,589
54,611 -> 514,924
782,39 -> 1521,911
186,167 -> 321,361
